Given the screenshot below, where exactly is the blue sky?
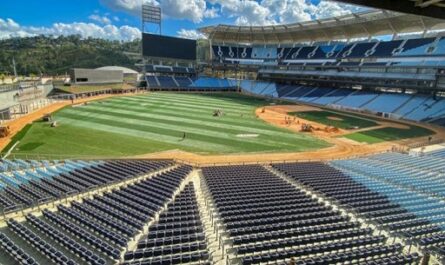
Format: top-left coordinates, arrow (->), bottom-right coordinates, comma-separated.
0,0 -> 362,40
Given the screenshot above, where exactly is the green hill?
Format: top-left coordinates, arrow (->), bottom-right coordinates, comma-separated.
0,35 -> 140,76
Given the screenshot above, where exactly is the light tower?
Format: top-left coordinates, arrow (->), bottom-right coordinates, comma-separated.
141,4 -> 162,82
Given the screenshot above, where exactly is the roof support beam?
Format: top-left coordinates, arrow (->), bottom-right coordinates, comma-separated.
335,0 -> 445,19
416,0 -> 444,8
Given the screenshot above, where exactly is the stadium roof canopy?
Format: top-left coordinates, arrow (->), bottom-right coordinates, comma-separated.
335,0 -> 445,20
95,66 -> 138,74
199,10 -> 445,45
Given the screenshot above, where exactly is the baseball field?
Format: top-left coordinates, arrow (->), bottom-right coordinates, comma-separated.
7,93 -> 330,158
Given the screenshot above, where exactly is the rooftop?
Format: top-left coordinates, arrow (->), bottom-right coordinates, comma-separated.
199,10 -> 445,44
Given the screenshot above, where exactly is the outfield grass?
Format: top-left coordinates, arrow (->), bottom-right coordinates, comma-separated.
289,110 -> 378,129
8,93 -> 330,158
343,126 -> 434,144
2,124 -> 32,153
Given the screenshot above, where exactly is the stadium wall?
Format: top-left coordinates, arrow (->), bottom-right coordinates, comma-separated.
70,68 -> 123,85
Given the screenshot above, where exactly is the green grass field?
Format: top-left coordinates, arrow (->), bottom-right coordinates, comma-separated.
8,93 -> 330,158
343,126 -> 434,144
289,110 -> 378,129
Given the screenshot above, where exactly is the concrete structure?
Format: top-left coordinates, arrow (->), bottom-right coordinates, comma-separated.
95,66 -> 138,83
70,68 -> 123,85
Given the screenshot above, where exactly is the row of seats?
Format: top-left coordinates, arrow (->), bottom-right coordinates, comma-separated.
0,160 -> 93,189
7,219 -> 76,265
0,159 -> 62,173
424,147 -> 445,159
145,65 -> 195,74
0,233 -> 38,265
42,209 -> 121,259
213,36 -> 443,61
0,163 -> 193,265
201,165 -> 411,265
0,160 -> 172,211
26,214 -> 106,265
146,75 -> 235,90
272,161 -> 439,261
240,80 -> 445,122
123,183 -> 211,264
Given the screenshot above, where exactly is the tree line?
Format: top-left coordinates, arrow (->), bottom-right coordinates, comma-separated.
0,35 -> 141,76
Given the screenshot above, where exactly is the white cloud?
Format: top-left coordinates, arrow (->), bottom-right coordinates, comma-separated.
0,18 -> 141,41
177,29 -> 206,39
101,0 -> 218,23
161,0 -> 208,22
210,0 -> 363,26
0,18 -> 34,39
89,14 -> 112,25
203,7 -> 220,19
99,0 -> 363,26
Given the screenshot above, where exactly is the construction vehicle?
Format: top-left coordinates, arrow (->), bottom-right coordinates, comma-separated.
301,123 -> 314,132
325,126 -> 340,133
42,113 -> 53,122
0,126 -> 10,138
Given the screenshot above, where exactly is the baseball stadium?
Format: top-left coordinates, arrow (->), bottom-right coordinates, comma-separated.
1,0 -> 445,264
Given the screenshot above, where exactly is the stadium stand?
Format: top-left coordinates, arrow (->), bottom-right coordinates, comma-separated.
0,160 -> 173,212
123,182 -> 212,265
273,156 -> 445,261
424,147 -> 445,159
0,164 -> 192,265
211,37 -> 443,62
201,165 -> 417,265
2,158 -> 445,263
157,76 -> 178,87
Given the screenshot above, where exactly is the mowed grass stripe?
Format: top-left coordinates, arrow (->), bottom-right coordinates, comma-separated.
63,106 -> 312,149
162,92 -> 268,107
147,92 -> 260,109
104,99 -> 273,129
145,93 -> 257,109
119,95 -> 253,113
13,123 -> 182,157
56,116 -> 236,152
76,105 -> 260,136
56,111 -> 287,151
81,103 -> 309,140
143,93 -> 264,107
